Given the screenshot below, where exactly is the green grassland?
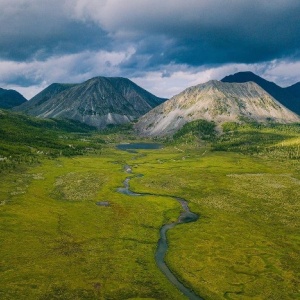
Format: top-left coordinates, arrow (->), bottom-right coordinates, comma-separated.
0,150 -> 184,299
129,148 -> 299,299
0,114 -> 299,299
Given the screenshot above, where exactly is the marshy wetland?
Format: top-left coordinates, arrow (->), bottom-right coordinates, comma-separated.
0,121 -> 300,299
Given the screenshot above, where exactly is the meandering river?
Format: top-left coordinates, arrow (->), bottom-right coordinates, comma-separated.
117,168 -> 203,300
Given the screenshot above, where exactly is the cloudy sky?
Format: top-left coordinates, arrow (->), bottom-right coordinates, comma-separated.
1,0 -> 300,99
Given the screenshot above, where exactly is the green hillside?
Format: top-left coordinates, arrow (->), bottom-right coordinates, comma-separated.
0,110 -> 101,171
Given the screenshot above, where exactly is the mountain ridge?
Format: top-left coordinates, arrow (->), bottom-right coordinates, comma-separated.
13,83 -> 77,113
14,76 -> 166,129
222,71 -> 300,115
0,88 -> 27,109
135,80 -> 300,137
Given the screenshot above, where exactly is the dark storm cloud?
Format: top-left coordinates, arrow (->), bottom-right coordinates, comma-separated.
85,0 -> 300,67
1,1 -> 300,67
2,0 -> 300,66
0,22 -> 109,61
0,0 -> 109,61
1,0 -> 300,98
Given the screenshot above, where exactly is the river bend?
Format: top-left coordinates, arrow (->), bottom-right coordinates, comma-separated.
117,171 -> 204,300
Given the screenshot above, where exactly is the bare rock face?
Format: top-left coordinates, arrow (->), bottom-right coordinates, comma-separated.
222,71 -> 300,115
14,77 -> 166,129
135,80 -> 300,137
13,83 -> 76,113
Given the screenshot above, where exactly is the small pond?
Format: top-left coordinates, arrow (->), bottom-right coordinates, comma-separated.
116,143 -> 162,152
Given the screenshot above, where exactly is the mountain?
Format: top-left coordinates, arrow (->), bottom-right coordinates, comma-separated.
13,83 -> 76,113
222,71 -> 300,115
14,77 -> 166,129
0,88 -> 27,109
135,80 -> 300,137
288,82 -> 300,97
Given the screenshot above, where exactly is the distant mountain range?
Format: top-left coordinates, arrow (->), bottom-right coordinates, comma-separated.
14,77 -> 166,129
8,72 -> 300,132
222,71 -> 300,115
135,80 -> 300,137
0,88 -> 27,109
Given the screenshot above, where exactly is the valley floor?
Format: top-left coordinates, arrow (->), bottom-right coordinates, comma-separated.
0,145 -> 299,299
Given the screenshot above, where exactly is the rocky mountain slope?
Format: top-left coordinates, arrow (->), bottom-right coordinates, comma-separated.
14,77 -> 166,129
13,83 -> 76,113
135,80 -> 300,137
222,71 -> 300,115
0,88 -> 27,109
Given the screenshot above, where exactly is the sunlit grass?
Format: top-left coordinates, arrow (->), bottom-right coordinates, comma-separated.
129,148 -> 300,299
0,123 -> 299,299
0,150 -> 184,299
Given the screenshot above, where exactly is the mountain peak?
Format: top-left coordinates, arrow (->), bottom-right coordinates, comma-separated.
0,88 -> 27,109
14,76 -> 166,129
222,71 -> 273,85
222,71 -> 300,115
135,80 -> 300,137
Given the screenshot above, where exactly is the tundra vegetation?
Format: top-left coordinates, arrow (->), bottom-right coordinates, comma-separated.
0,111 -> 299,299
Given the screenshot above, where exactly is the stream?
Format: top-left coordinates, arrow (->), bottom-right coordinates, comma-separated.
117,172 -> 204,300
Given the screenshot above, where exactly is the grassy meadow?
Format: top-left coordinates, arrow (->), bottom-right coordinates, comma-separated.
129,148 -> 300,299
0,116 -> 299,299
0,149 -> 186,299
